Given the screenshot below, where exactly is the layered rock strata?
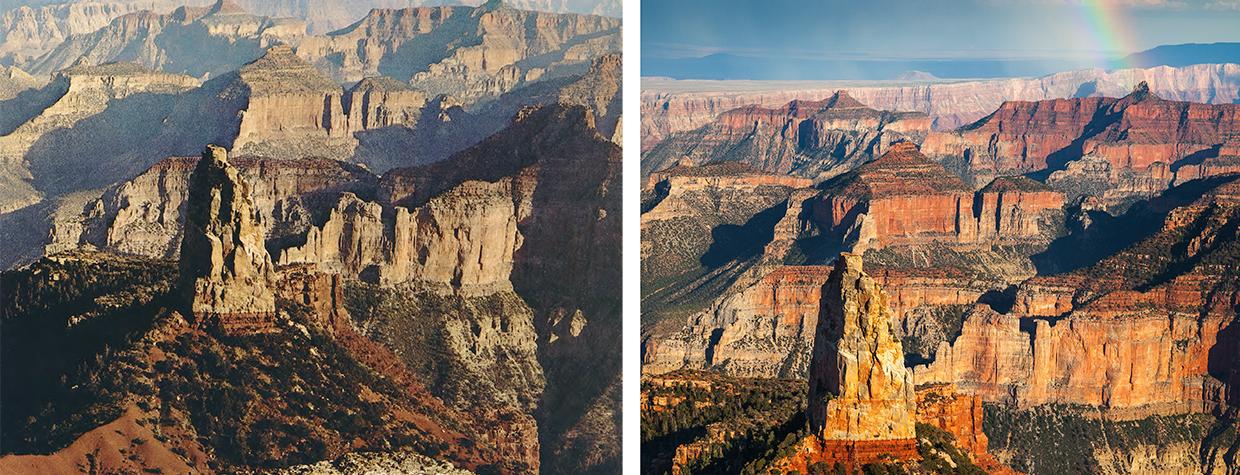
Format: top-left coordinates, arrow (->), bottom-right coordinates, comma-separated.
228,45 -> 353,159
0,0 -> 200,65
923,83 -> 1240,193
47,155 -> 376,258
27,0 -> 305,77
915,177 -> 1240,418
812,143 -> 1063,252
807,254 -> 917,441
640,63 -> 1240,151
0,63 -> 199,213
295,2 -> 620,100
177,145 -> 277,334
642,91 -> 931,181
802,253 -> 918,464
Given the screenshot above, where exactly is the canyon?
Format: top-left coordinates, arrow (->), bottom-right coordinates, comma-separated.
641,63 -> 1240,152
0,1 -> 622,473
642,75 -> 1240,472
642,91 -> 931,180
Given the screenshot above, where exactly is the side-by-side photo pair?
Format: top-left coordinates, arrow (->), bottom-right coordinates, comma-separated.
1,0 -> 1238,474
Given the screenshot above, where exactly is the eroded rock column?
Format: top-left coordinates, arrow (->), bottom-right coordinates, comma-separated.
178,145 -> 277,334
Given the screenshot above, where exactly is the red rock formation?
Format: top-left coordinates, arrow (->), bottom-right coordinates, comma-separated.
808,255 -> 917,438
640,64 -> 1240,152
916,384 -> 1018,475
643,91 -> 931,180
916,177 -> 1240,417
641,264 -> 991,378
923,83 -> 1240,190
810,143 -> 1063,251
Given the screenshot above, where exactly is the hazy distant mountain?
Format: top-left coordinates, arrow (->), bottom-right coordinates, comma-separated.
644,43 -> 1240,81
1122,42 -> 1240,68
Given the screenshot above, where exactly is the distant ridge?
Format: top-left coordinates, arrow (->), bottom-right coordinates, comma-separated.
1121,42 -> 1240,68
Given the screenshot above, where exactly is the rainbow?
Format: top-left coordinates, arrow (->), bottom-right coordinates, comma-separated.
1076,0 -> 1139,69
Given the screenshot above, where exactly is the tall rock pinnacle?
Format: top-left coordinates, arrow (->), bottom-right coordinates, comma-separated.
808,253 -> 916,442
178,145 -> 277,334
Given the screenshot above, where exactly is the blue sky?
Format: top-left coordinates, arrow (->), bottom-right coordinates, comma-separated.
642,0 -> 1240,65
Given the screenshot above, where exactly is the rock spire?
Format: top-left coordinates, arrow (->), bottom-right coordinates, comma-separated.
807,253 -> 917,452
178,145 -> 277,334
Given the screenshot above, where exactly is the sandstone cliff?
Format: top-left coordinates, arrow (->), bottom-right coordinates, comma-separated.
0,0 -> 201,65
916,176 -> 1240,418
641,63 -> 1240,152
177,145 -> 277,334
807,254 -> 916,441
225,44 -> 355,160
26,0 -> 305,78
0,62 -> 198,213
46,155 -> 376,258
642,91 -> 931,181
923,83 -> 1240,201
813,143 -> 1064,252
295,2 -> 619,101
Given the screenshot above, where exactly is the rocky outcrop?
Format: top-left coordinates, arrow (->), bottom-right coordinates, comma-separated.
277,174 -> 533,295
345,77 -> 428,132
296,2 -> 619,100
26,0 -> 305,78
0,0 -> 200,65
641,63 -> 1240,152
642,91 -> 931,181
0,65 -> 42,101
811,143 -> 1064,252
557,53 -> 622,144
46,154 -> 376,259
227,44 -> 354,159
0,63 -> 199,213
923,83 -> 1240,195
760,254 -> 923,470
643,163 -> 812,222
807,254 -> 917,445
915,176 -> 1240,418
915,384 -> 1018,475
177,145 -> 277,334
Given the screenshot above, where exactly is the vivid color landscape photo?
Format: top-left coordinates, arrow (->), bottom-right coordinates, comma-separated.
640,0 -> 1240,473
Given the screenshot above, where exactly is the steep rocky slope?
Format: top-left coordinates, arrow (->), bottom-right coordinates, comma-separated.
801,254 -> 919,465
0,0 -> 205,65
26,0 -> 306,78
923,82 -> 1240,197
235,0 -> 620,35
296,1 -> 619,100
176,145 -> 279,333
642,91 -> 931,180
916,175 -> 1240,419
292,104 -> 623,473
642,144 -> 1064,379
0,151 -> 542,473
0,62 -> 198,213
641,63 -> 1240,152
0,64 -> 41,100
46,155 -> 376,258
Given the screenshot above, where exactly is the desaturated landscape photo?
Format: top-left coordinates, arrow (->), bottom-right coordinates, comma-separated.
0,0 -> 620,473
640,1 -> 1240,474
